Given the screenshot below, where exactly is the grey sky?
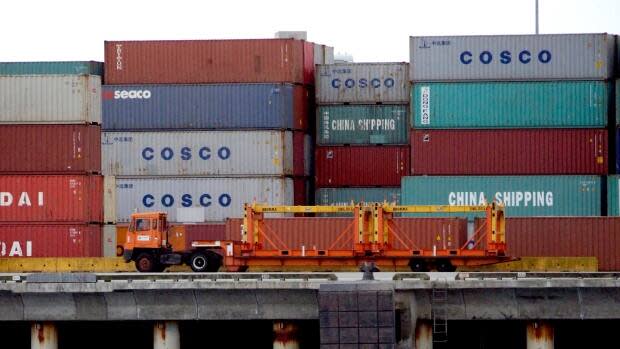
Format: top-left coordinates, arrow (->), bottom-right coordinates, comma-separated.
1,0 -> 618,62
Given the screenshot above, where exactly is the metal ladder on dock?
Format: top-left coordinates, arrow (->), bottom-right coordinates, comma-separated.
431,278 -> 448,343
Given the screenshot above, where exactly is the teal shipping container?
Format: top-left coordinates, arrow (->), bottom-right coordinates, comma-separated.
317,105 -> 409,145
0,61 -> 103,76
412,81 -> 609,128
316,187 -> 401,206
609,176 -> 620,216
401,175 -> 602,217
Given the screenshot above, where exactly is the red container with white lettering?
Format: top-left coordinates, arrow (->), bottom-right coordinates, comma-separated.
0,223 -> 102,257
0,175 -> 103,223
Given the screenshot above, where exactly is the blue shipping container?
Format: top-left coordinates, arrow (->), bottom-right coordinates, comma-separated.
0,61 -> 103,76
401,175 -> 602,217
102,84 -> 307,130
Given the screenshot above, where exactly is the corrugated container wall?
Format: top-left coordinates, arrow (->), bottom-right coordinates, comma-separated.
401,175 -> 602,217
411,81 -> 609,128
609,176 -> 620,216
104,39 -> 314,85
409,33 -> 615,81
0,175 -> 103,222
0,125 -> 101,174
0,75 -> 101,124
102,131 -> 302,176
317,105 -> 409,145
114,177 -> 293,223
103,176 -> 116,224
474,217 -> 620,271
316,63 -> 409,104
0,61 -> 103,75
616,128 -> 620,173
410,129 -> 608,175
316,188 -> 401,206
617,80 -> 619,126
315,146 -> 410,187
0,224 -> 102,257
102,84 -> 308,131
224,217 -> 467,251
103,224 -> 116,257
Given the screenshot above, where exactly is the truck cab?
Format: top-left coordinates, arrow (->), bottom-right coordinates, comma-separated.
123,211 -> 223,272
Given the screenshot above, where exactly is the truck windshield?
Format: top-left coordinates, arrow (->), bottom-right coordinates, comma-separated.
135,219 -> 150,231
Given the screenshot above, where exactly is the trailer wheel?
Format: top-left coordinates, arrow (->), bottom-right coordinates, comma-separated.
409,259 -> 428,272
190,252 -> 210,272
135,253 -> 156,273
436,259 -> 456,272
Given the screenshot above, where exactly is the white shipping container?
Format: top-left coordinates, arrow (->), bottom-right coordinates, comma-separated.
409,33 -> 615,81
316,63 -> 410,104
102,224 -> 117,257
0,75 -> 101,124
102,131 -> 295,176
104,176 -> 116,224
314,44 -> 336,65
115,177 -> 294,223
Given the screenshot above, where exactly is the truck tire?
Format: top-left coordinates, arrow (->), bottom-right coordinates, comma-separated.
409,259 -> 428,272
190,252 -> 210,272
135,253 -> 156,273
436,259 -> 456,272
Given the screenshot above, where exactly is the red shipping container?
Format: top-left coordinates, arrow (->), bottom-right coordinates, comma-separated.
475,217 -> 620,271
0,175 -> 103,223
0,125 -> 101,174
104,39 -> 314,85
293,131 -> 306,177
411,129 -> 608,175
0,224 -> 102,257
293,178 -> 309,206
315,146 -> 410,187
225,217 -> 467,251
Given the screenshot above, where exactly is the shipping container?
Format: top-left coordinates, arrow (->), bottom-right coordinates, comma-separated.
617,80 -> 619,126
0,175 -> 103,223
316,187 -> 401,206
313,44 -> 335,65
102,84 -> 308,131
411,129 -> 608,175
103,176 -> 116,224
104,39 -> 314,85
474,217 -> 620,271
224,217 -> 467,251
102,130 -> 300,176
293,178 -> 311,206
316,63 -> 409,104
401,175 -> 602,217
0,125 -> 101,174
609,175 -> 620,216
103,224 -> 116,257
0,224 -> 102,257
168,223 -> 227,252
114,177 -> 293,223
409,33 -> 615,81
317,105 -> 409,145
0,61 -> 103,76
315,146 -> 410,187
411,81 -> 609,128
0,75 -> 101,124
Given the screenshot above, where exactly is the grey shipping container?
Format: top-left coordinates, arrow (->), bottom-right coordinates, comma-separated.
401,175 -> 602,217
115,177 -> 294,223
317,105 -> 409,145
316,63 -> 409,104
102,131 -> 297,176
316,187 -> 401,206
0,75 -> 101,124
409,33 -> 615,81
102,84 -> 307,130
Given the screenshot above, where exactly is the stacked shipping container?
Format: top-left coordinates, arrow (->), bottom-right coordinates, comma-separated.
0,62 -> 104,257
405,33 -> 616,216
102,39 -> 331,241
314,63 -> 410,206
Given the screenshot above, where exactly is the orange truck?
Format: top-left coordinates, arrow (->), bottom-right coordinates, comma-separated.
122,203 -> 510,272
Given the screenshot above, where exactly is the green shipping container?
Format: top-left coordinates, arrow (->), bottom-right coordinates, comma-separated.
401,176 -> 602,217
609,176 -> 620,216
317,105 -> 409,145
0,61 -> 103,76
412,81 -> 609,128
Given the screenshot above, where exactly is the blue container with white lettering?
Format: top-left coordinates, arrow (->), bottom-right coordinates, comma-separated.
317,105 -> 409,145
0,61 -> 103,75
412,81 -> 609,128
401,175 -> 602,217
102,84 -> 307,130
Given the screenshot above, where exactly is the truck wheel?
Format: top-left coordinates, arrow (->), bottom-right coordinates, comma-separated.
436,259 -> 456,272
409,259 -> 428,272
135,253 -> 156,272
190,252 -> 209,272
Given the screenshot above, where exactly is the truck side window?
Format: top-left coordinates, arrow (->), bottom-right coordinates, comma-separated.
135,219 -> 149,231
152,219 -> 159,232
